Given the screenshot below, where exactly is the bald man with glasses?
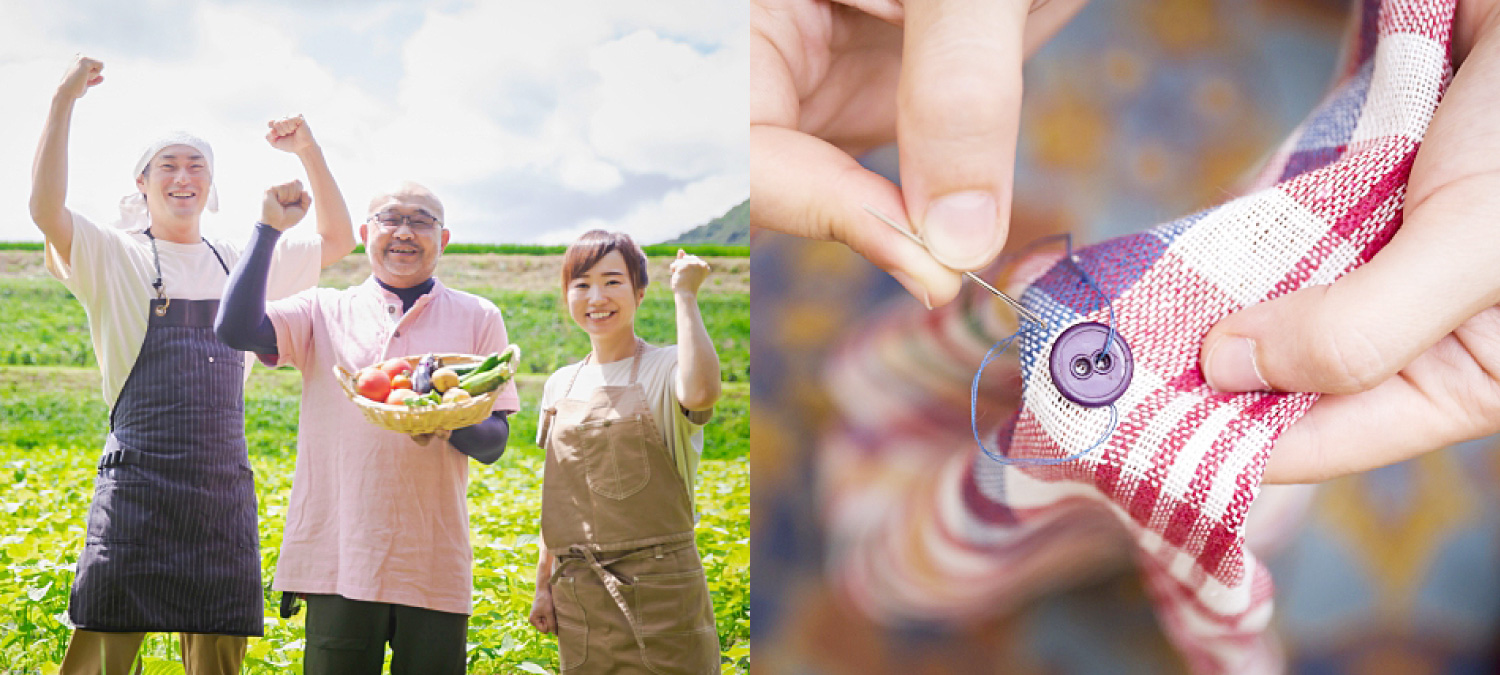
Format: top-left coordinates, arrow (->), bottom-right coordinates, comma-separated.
216,181 -> 521,674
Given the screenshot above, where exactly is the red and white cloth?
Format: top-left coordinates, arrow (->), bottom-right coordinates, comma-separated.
822,1 -> 1455,672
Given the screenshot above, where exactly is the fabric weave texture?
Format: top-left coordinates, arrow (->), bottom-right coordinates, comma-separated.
823,1 -> 1456,672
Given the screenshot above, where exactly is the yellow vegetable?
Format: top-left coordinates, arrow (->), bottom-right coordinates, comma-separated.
442,388 -> 471,404
431,367 -> 460,393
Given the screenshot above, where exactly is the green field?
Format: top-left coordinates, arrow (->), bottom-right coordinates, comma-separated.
0,241 -> 750,258
0,253 -> 749,674
0,278 -> 749,383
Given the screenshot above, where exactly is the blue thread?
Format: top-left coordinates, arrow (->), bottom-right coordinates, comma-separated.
971,234 -> 1121,466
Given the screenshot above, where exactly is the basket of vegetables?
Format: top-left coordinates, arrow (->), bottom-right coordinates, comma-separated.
334,345 -> 520,435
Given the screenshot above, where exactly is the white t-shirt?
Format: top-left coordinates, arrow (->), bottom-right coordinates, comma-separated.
538,344 -> 713,507
46,212 -> 322,409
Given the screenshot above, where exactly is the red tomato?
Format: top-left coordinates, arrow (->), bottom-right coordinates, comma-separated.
354,367 -> 391,403
380,358 -> 414,379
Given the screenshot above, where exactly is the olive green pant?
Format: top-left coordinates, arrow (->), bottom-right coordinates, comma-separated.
303,594 -> 468,675
59,629 -> 245,675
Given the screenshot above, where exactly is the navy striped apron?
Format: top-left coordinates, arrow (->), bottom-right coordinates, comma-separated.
68,236 -> 262,636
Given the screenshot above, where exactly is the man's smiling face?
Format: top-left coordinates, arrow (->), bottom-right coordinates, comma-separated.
135,144 -> 210,225
361,185 -> 449,288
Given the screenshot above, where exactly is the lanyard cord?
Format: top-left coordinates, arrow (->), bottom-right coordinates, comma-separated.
144,228 -> 228,316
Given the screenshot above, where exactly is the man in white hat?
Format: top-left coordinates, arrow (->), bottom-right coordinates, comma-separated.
29,55 -> 357,674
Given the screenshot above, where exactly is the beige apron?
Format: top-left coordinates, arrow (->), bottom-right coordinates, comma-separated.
540,341 -> 720,674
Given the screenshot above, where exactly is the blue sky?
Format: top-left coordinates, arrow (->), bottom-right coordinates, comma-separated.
0,0 -> 747,244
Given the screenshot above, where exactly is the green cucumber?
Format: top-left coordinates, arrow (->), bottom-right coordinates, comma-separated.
449,363 -> 482,377
460,353 -> 501,378
460,367 -> 509,395
458,356 -> 503,388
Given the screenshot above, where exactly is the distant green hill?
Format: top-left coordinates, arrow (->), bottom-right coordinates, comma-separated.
664,199 -> 748,245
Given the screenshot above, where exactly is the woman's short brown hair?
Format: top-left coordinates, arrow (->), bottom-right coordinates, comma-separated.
561,230 -> 649,293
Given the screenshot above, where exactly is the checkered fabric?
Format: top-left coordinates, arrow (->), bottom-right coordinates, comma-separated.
821,1 -> 1455,672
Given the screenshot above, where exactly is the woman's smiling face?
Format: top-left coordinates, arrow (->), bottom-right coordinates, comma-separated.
567,250 -> 644,339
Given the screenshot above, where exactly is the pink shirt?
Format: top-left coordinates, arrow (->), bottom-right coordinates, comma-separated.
265,276 -> 521,614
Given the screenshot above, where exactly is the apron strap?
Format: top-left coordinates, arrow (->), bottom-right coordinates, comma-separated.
558,354 -> 589,401
628,338 -> 643,385
143,228 -> 230,318
558,338 -> 647,400
550,540 -> 695,653
548,349 -> 593,450
539,407 -> 556,451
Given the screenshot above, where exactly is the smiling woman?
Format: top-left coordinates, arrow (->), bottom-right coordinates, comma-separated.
530,230 -> 723,673
561,231 -> 649,342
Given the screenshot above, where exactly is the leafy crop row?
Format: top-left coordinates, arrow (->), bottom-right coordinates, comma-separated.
0,242 -> 751,257
0,447 -> 748,674
0,279 -> 749,382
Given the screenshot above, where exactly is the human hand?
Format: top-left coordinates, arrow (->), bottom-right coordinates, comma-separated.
669,250 -> 711,297
1201,4 -> 1500,483
529,587 -> 557,634
410,429 -> 452,446
266,115 -> 317,155
750,0 -> 1087,307
58,55 -> 104,100
261,180 -> 311,231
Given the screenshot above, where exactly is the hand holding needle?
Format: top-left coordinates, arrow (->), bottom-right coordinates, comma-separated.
863,204 -> 1045,326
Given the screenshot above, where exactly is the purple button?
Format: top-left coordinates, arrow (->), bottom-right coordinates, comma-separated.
1048,322 -> 1133,408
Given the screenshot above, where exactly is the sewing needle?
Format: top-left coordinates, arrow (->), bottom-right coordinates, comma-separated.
863,204 -> 1045,326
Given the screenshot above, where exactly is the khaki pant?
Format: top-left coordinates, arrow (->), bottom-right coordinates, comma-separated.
59,629 -> 247,675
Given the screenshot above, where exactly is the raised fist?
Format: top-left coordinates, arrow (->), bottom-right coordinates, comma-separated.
261,180 -> 312,231
59,56 -> 104,100
265,115 -> 316,154
668,249 -> 710,296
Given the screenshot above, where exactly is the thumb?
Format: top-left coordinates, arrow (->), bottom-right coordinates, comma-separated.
1201,236 -> 1486,395
898,0 -> 1028,272
1204,33 -> 1500,395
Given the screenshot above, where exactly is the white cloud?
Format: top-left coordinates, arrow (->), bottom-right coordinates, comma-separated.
590,29 -> 749,181
0,0 -> 746,246
536,171 -> 748,246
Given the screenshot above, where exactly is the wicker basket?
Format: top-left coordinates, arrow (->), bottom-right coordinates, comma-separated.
334,353 -> 514,435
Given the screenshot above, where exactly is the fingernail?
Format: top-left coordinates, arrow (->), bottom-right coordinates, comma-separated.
1204,337 -> 1270,392
890,271 -> 933,310
923,191 -> 999,270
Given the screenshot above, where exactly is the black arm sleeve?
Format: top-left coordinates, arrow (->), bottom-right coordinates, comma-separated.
215,223 -> 281,355
449,411 -> 511,465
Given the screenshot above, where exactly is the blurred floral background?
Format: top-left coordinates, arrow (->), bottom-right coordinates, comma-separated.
751,0 -> 1500,672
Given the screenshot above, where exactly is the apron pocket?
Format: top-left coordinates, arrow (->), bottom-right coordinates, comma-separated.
233,467 -> 260,550
576,415 -> 652,500
552,575 -> 589,671
85,467 -> 154,544
633,569 -> 720,675
204,351 -> 247,413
